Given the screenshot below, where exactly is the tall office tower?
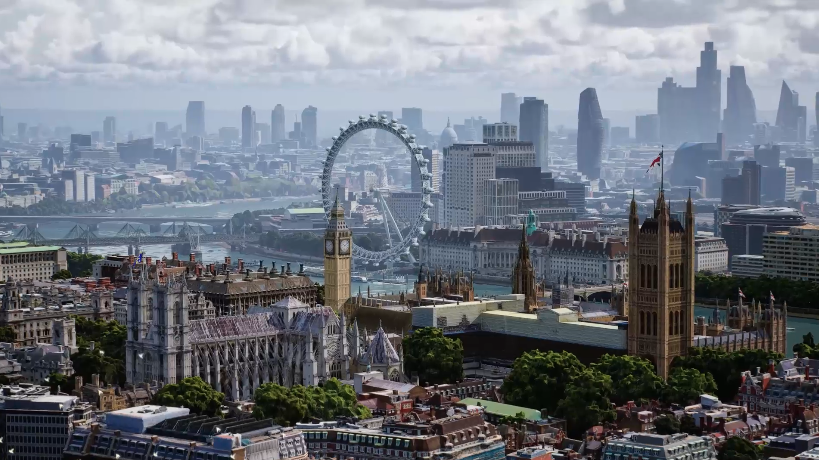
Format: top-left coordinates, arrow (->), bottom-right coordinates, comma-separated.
658,77 -> 698,143
185,101 -> 205,138
271,104 -> 286,143
17,122 -> 26,142
636,115 -> 660,143
301,106 -> 318,148
576,88 -> 604,180
376,111 -> 393,147
411,147 -> 441,193
155,122 -> 168,146
761,166 -> 795,202
723,66 -> 757,145
602,118 -> 611,146
482,123 -> 517,143
103,116 -> 116,143
241,105 -> 254,150
501,92 -> 519,124
815,93 -> 819,147
443,144 -> 496,227
696,42 -> 722,141
722,160 -> 761,205
775,81 -> 806,142
754,144 -> 781,169
482,178 -> 519,226
628,192 -> 696,380
401,108 -> 423,133
256,123 -> 271,144
519,97 -> 549,169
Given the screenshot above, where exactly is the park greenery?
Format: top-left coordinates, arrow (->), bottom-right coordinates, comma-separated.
696,272 -> 819,310
501,347 -> 782,438
153,377 -> 225,417
402,327 -> 465,386
252,378 -> 371,426
0,176 -> 316,216
64,316 -> 127,388
67,252 -> 103,277
718,436 -> 761,460
52,269 -> 73,280
793,332 -> 819,358
0,326 -> 16,343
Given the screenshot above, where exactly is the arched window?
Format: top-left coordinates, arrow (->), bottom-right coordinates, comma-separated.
653,265 -> 658,289
640,311 -> 646,335
640,264 -> 646,288
669,264 -> 674,288
652,312 -> 658,336
675,311 -> 681,335
669,311 -> 674,335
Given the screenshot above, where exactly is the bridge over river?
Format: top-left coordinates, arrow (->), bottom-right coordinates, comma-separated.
0,215 -> 229,233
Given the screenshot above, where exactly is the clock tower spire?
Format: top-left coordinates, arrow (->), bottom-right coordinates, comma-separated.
324,192 -> 352,310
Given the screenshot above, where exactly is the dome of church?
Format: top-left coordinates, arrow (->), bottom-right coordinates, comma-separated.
440,118 -> 458,149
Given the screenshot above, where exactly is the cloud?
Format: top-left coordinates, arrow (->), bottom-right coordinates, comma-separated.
0,0 -> 818,108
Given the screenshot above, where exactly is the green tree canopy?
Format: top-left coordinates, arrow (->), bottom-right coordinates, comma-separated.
655,415 -> 681,435
0,326 -> 16,343
45,372 -> 73,394
555,368 -> 616,438
67,252 -> 103,277
593,354 -> 666,405
695,272 -> 819,310
503,350 -> 586,413
794,332 -> 819,359
402,327 -> 464,385
252,379 -> 371,426
664,368 -> 718,405
718,436 -> 760,460
52,269 -> 73,280
671,348 -> 782,402
153,377 -> 225,416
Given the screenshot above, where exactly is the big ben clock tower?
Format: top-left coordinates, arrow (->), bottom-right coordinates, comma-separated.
324,194 -> 352,310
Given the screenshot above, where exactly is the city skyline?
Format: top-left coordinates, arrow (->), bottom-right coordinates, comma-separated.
0,2 -> 818,112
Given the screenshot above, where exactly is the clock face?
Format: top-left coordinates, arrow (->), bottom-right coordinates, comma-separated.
325,239 -> 334,255
340,239 -> 351,254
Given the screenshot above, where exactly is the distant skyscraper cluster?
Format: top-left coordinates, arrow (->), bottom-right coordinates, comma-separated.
519,97 -> 549,169
775,81 -> 806,143
241,105 -> 255,150
271,104 -> 286,143
185,101 -> 206,139
576,88 -> 604,180
723,66 -> 757,144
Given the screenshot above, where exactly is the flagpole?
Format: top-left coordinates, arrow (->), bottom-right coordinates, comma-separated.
660,145 -> 664,195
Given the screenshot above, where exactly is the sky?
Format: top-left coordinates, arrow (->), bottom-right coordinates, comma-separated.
0,0 -> 818,112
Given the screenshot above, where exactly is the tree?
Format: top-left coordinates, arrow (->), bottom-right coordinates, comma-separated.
316,283 -> 325,305
593,354 -> 666,405
664,368 -> 717,405
718,436 -> 760,460
71,347 -> 124,386
402,327 -> 464,385
153,377 -> 224,416
671,348 -> 782,402
794,333 -> 819,359
252,379 -> 371,426
556,368 -> 616,438
503,350 -> 586,414
680,414 -> 700,435
0,326 -> 16,343
655,415 -> 680,435
52,269 -> 73,280
66,252 -> 103,277
45,372 -> 73,394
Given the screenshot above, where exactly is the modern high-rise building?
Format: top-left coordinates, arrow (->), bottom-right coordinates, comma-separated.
16,123 -> 26,142
154,122 -> 168,146
775,81 -> 806,143
761,166 -> 795,202
241,105 -> 254,150
256,122 -> 271,145
482,123 -> 517,143
658,77 -> 698,144
754,144 -> 780,168
723,66 -> 757,145
411,147 -> 441,193
483,123 -> 535,168
271,104 -> 286,143
576,88 -> 604,179
185,101 -> 205,138
444,144 -> 496,227
635,114 -> 660,143
103,116 -> 116,143
401,108 -> 423,133
696,42 -> 722,141
500,92 -> 519,124
763,225 -> 819,282
722,160 -> 761,206
815,93 -> 819,147
301,106 -> 318,148
519,97 -> 548,169
482,178 -> 519,226
628,192 -> 696,379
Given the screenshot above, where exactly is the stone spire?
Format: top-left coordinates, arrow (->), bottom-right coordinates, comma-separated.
512,225 -> 537,313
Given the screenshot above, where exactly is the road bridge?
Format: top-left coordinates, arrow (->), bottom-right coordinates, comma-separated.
0,215 -> 229,233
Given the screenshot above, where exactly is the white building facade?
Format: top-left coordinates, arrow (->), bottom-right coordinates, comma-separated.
444,144 -> 496,227
694,236 -> 729,273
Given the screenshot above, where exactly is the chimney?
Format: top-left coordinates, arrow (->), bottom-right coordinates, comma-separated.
756,367 -> 761,376
128,255 -> 135,264
172,252 -> 178,261
75,376 -> 83,389
145,257 -> 152,266
225,256 -> 231,266
190,253 -> 196,263
238,259 -> 244,273
245,268 -> 252,279
286,263 -> 292,276
92,374 -> 100,388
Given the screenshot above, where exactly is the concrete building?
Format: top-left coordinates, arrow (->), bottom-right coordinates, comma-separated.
731,255 -> 765,278
103,116 -> 116,144
0,388 -> 93,460
603,433 -> 716,460
723,66 -> 757,145
482,123 -> 517,143
761,166 -> 796,202
242,105 -> 255,150
271,104 -> 286,143
669,134 -> 725,186
635,114 -> 660,144
402,107 -> 423,133
519,97 -> 549,169
694,236 -> 729,273
576,88 -> 604,180
722,160 -> 761,205
443,144 -> 496,227
482,179 -> 519,226
784,157 -> 819,184
0,243 -> 67,282
763,225 -> 819,282
696,42 -> 722,142
501,92 -> 520,125
185,101 -> 205,139
721,207 -> 806,266
301,106 -> 317,148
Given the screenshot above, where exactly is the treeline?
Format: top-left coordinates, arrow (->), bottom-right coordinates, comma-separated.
46,316 -> 126,393
696,273 -> 819,310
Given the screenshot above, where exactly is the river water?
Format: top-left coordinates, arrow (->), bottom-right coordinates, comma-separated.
33,197 -> 813,356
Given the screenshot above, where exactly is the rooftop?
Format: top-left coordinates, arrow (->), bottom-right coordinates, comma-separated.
0,245 -> 64,254
456,398 -> 541,421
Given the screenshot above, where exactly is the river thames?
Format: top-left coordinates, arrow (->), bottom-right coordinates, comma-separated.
33,197 -> 813,356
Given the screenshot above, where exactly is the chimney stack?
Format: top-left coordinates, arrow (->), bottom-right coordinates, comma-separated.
145,257 -> 152,266
92,374 -> 100,388
172,252 -> 179,261
190,253 -> 196,263
238,259 -> 244,273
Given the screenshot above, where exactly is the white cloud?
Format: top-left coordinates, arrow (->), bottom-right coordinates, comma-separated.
0,0 -> 817,109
